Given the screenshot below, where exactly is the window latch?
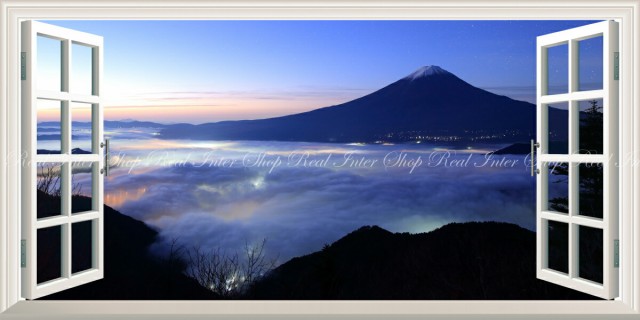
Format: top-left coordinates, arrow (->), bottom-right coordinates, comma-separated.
531,139 -> 540,176
100,138 -> 110,176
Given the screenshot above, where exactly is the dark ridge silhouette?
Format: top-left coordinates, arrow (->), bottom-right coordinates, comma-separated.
159,66 -> 567,143
246,222 -> 599,300
493,141 -> 570,155
37,201 -> 599,300
38,120 -> 168,129
39,191 -> 218,300
104,120 -> 168,128
37,148 -> 91,155
493,143 -> 531,155
37,134 -> 80,141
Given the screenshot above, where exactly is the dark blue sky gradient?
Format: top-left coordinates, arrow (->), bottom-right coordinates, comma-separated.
43,20 -> 601,122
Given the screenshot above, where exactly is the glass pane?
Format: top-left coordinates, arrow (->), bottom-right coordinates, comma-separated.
72,162 -> 94,214
578,99 -> 604,155
37,99 -> 62,154
37,162 -> 64,219
578,225 -> 603,284
72,220 -> 94,274
71,43 -> 94,95
547,162 -> 569,214
547,102 -> 569,154
579,163 -> 603,219
37,225 -> 62,284
547,220 -> 569,274
71,102 -> 94,153
546,44 -> 568,95
578,35 -> 604,91
37,35 -> 62,92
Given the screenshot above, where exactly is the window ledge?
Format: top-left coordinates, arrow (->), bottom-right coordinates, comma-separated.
1,300 -> 638,317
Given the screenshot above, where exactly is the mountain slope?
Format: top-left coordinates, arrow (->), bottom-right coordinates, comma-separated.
160,66 -> 565,143
247,222 -> 597,300
40,191 -> 217,300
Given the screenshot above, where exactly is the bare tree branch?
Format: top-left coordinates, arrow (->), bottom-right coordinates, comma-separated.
185,238 -> 276,298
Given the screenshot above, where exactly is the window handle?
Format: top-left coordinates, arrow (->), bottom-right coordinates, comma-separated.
531,139 -> 540,176
100,138 -> 110,176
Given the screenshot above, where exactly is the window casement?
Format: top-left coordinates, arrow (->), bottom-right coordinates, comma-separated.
20,20 -> 105,300
535,20 -> 620,300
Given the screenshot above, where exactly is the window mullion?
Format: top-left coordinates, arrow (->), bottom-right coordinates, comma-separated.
568,161 -> 578,278
569,39 -> 579,93
569,223 -> 578,278
61,223 -> 71,279
62,38 -> 73,281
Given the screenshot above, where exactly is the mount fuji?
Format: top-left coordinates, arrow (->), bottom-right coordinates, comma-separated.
160,66 -> 564,143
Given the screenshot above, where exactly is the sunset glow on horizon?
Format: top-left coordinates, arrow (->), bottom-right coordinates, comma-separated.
99,88 -> 369,124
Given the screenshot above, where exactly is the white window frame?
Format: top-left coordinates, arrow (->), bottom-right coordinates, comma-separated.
0,0 -> 639,318
535,20 -> 619,300
20,20 -> 105,300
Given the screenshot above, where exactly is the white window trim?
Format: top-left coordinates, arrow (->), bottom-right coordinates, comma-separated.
0,0 -> 638,318
20,20 -> 106,300
535,21 -> 620,300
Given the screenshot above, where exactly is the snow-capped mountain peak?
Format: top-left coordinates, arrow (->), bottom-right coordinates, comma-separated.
403,65 -> 450,81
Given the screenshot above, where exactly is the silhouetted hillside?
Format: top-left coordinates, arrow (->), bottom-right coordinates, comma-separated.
36,193 -> 599,300
247,222 -> 599,300
37,148 -> 91,155
41,192 -> 217,300
493,141 -> 569,155
493,143 -> 531,155
38,120 -> 168,129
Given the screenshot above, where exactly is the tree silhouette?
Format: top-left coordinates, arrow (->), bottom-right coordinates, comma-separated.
186,239 -> 276,298
547,99 -> 603,282
579,99 -> 603,155
548,99 -> 603,216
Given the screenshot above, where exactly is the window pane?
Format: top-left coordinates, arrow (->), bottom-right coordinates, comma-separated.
72,220 -> 94,274
70,43 -> 94,95
37,99 -> 62,154
71,162 -> 94,214
37,162 -> 64,219
37,35 -> 62,92
578,225 -> 603,284
578,36 -> 604,91
71,102 -> 94,153
578,99 -> 604,155
547,102 -> 569,154
578,163 -> 603,219
546,44 -> 568,95
547,220 -> 569,274
547,162 -> 569,214
37,225 -> 62,284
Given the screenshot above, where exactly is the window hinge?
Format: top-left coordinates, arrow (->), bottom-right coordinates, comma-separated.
614,239 -> 619,268
21,239 -> 26,268
614,52 -> 619,81
20,52 -> 26,81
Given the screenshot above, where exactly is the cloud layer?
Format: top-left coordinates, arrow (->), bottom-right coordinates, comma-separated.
98,141 -> 536,264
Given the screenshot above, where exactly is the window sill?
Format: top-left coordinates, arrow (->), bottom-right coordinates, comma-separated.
1,300 -> 638,318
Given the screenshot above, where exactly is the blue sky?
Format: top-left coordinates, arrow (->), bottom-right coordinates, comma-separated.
42,20 -> 601,123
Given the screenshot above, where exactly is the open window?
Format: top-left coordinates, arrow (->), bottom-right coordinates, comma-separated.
535,20 -> 619,299
0,4 -> 636,316
20,20 -> 105,299
18,20 -> 622,301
